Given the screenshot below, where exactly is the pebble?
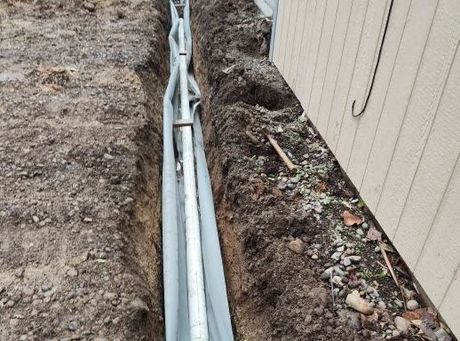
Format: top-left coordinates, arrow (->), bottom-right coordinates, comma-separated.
377,301 -> 386,310
67,267 -> 78,277
394,316 -> 410,333
22,287 -> 34,296
406,299 -> 420,310
104,292 -> 117,301
311,254 -> 318,260
345,291 -> 374,315
327,266 -> 346,279
82,2 -> 96,12
286,239 -> 304,254
332,276 -> 344,287
331,251 -> 342,261
15,268 -> 25,278
348,255 -> 361,263
32,215 -> 40,223
434,328 -> 452,341
129,297 -> 149,313
402,287 -> 415,300
392,330 -> 401,338
342,258 -> 351,266
41,281 -> 53,292
68,320 -> 80,331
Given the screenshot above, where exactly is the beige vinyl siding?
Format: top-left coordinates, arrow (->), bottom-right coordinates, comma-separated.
272,0 -> 460,336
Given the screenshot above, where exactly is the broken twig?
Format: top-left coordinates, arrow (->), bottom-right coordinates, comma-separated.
267,134 -> 295,171
379,241 -> 407,309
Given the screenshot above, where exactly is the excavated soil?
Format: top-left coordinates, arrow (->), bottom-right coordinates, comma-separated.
0,1 -> 167,340
191,1 -> 423,340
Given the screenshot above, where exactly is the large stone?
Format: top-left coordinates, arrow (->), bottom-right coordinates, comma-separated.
345,291 -> 374,315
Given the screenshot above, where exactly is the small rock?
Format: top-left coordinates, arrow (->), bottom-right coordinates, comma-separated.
402,287 -> 415,300
348,256 -> 361,263
342,258 -> 351,266
22,287 -> 34,296
67,267 -> 78,277
377,301 -> 386,310
104,292 -> 117,301
83,217 -> 93,223
41,280 -> 53,292
406,299 -> 420,310
331,251 -> 342,261
129,297 -> 149,313
286,239 -> 304,254
32,216 -> 40,223
68,320 -> 80,331
434,328 -> 452,341
311,254 -> 318,260
345,291 -> 374,315
14,268 -> 24,278
103,153 -> 114,160
82,1 -> 95,12
394,316 -> 410,333
332,276 -> 344,287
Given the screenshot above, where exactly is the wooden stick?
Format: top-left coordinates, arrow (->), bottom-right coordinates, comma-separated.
379,241 -> 407,309
267,134 -> 296,171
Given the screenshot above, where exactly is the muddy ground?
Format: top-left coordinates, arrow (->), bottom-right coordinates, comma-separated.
0,0 -> 167,340
191,0 -> 434,340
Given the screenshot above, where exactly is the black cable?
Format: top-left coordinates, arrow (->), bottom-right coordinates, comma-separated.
352,0 -> 394,117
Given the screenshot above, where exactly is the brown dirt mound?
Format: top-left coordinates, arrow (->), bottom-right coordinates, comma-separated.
0,1 -> 167,339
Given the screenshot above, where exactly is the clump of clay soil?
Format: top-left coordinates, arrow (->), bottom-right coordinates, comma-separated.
191,0 -> 425,340
0,1 -> 167,339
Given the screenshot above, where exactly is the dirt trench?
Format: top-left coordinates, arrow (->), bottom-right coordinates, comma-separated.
190,1 -> 355,339
0,0 -> 168,339
189,1 -> 424,340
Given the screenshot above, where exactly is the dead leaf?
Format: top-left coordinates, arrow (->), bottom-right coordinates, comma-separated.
343,210 -> 363,226
403,308 -> 438,325
315,182 -> 327,193
366,227 -> 382,241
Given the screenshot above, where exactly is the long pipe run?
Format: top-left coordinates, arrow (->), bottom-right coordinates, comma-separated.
178,19 -> 209,341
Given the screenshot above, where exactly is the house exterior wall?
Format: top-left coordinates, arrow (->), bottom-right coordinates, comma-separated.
272,0 -> 460,336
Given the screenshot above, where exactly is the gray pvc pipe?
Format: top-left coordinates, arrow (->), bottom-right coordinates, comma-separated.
164,1 -> 234,340
163,3 -> 180,340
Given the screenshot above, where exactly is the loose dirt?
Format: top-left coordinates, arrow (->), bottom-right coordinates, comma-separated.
191,0 -> 423,340
0,1 -> 167,340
